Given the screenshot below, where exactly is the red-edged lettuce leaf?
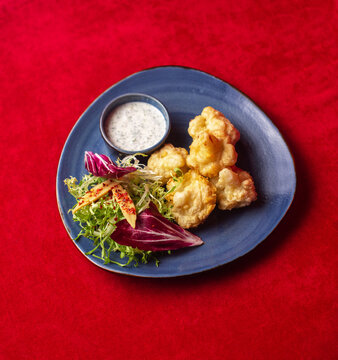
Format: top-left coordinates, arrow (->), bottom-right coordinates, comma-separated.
111,202 -> 203,251
84,151 -> 136,178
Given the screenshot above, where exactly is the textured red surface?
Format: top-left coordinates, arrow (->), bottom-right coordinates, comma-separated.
1,0 -> 337,359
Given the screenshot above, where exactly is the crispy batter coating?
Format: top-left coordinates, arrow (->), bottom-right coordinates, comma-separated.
186,133 -> 238,178
146,107 -> 256,228
211,166 -> 257,210
188,106 -> 240,144
166,170 -> 216,228
147,143 -> 189,183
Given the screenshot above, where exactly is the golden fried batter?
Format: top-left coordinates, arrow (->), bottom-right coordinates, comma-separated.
147,143 -> 189,183
166,170 -> 216,228
210,166 -> 257,210
188,106 -> 240,144
186,132 -> 237,178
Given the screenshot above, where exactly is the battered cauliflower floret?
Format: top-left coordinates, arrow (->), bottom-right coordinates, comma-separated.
166,170 -> 216,228
188,106 -> 240,144
147,144 -> 189,183
211,166 -> 257,210
186,132 -> 238,178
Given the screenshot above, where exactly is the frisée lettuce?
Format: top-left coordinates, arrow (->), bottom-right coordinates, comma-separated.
64,153 -> 203,267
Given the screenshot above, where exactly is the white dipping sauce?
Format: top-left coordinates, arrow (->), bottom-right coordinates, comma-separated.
104,101 -> 167,151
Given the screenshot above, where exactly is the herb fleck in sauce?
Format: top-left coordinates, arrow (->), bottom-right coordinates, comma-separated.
105,102 -> 167,151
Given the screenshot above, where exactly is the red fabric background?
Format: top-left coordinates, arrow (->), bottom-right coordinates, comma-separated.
1,0 -> 337,359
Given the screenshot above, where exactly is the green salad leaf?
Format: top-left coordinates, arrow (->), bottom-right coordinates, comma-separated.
64,154 -> 175,267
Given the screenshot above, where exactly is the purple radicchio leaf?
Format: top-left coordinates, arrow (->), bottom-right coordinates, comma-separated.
84,151 -> 136,179
111,202 -> 204,251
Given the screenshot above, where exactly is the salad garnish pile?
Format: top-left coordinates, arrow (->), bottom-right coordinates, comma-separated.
64,151 -> 203,267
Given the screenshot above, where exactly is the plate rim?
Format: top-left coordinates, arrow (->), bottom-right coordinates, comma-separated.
56,65 -> 297,278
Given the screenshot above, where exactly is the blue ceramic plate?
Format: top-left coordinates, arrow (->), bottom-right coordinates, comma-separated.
56,66 -> 296,278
